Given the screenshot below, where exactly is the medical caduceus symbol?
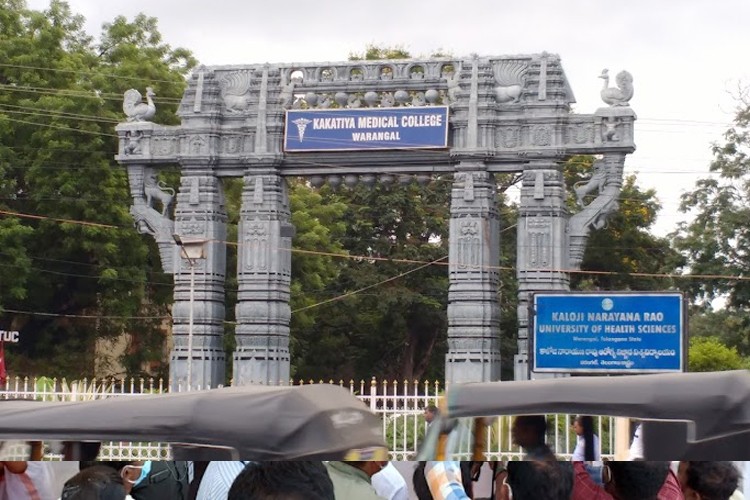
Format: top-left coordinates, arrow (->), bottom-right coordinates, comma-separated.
291,118 -> 312,142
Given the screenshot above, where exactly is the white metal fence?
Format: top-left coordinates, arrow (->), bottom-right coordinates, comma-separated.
0,376 -> 617,461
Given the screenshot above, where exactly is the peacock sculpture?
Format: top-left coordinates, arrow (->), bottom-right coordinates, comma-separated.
122,88 -> 156,122
599,69 -> 634,107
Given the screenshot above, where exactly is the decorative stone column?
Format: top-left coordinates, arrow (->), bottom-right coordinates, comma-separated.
446,163 -> 501,383
233,170 -> 293,385
515,162 -> 570,381
171,173 -> 228,390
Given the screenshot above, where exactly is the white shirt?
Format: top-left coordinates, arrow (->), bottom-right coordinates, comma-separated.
572,434 -> 601,462
628,423 -> 644,460
372,463 -> 408,500
196,461 -> 253,500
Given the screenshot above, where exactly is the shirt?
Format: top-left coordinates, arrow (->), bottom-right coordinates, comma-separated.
326,462 -> 384,500
196,461 -> 252,500
371,463 -> 408,500
572,434 -> 601,462
424,461 -> 470,500
571,461 -> 684,500
628,423 -> 644,460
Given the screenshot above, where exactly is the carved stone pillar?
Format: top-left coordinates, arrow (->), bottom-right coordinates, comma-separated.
171,174 -> 227,390
446,163 -> 501,383
234,171 -> 292,385
515,162 -> 570,381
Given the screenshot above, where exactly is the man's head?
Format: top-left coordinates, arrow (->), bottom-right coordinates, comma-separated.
678,461 -> 740,500
512,415 -> 547,449
497,461 -> 573,500
603,461 -> 671,500
228,461 -> 334,500
424,405 -> 439,424
61,465 -> 126,500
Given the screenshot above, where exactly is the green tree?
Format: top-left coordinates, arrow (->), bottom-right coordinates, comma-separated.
0,0 -> 194,377
672,91 -> 750,308
688,336 -> 746,372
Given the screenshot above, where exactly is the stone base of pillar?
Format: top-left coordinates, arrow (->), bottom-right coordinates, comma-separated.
169,348 -> 225,391
514,354 -> 529,381
233,349 -> 290,386
446,350 -> 501,384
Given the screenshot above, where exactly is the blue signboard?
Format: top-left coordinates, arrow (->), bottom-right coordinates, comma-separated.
284,106 -> 449,152
532,292 -> 684,374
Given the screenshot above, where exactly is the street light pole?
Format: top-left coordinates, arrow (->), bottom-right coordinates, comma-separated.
173,234 -> 206,391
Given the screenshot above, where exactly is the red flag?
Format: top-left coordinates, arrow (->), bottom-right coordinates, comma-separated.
0,339 -> 8,386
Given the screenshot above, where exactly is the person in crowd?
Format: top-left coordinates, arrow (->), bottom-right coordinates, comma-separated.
424,405 -> 439,426
227,461 -> 334,500
572,460 -> 684,500
0,460 -> 56,499
372,462 -> 408,500
511,415 -> 555,460
325,461 -> 387,500
678,461 -> 741,500
196,461 -> 254,500
60,465 -> 129,500
572,415 -> 601,462
496,460 -> 573,500
424,461 -> 470,500
80,461 -> 189,500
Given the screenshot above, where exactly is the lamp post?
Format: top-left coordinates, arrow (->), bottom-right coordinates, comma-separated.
173,234 -> 207,391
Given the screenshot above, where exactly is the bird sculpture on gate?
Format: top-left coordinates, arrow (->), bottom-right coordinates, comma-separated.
123,87 -> 156,122
599,69 -> 633,107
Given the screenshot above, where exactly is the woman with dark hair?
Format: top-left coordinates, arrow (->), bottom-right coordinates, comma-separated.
571,415 -> 600,462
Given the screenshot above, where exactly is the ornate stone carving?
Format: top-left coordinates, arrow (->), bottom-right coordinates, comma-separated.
457,220 -> 481,269
492,60 -> 527,104
151,136 -> 178,156
123,130 -> 143,155
501,127 -> 521,148
245,222 -> 268,271
222,135 -> 243,154
599,69 -> 634,107
122,88 -> 156,122
189,135 -> 208,155
568,155 -> 625,269
574,159 -> 607,206
528,218 -> 551,267
143,168 -> 175,216
569,124 -> 593,145
219,70 -> 253,113
532,126 -> 551,146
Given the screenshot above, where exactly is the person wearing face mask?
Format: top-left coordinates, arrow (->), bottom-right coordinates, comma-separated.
80,461 -> 189,500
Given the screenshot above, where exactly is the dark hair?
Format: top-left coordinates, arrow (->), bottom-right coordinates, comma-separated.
576,415 -> 596,462
413,462 -> 433,500
515,415 -> 547,441
228,461 -> 334,500
684,461 -> 740,500
607,461 -> 670,500
506,460 -> 573,500
61,466 -> 126,500
425,405 -> 439,414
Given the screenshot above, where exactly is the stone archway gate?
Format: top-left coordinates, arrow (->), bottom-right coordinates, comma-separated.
115,54 -> 635,389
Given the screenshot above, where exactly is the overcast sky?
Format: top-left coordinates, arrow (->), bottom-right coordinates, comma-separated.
26,0 -> 750,236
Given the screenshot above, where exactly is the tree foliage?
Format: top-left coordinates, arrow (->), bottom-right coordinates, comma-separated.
0,0 -> 195,377
688,336 -> 747,372
672,91 -> 750,308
